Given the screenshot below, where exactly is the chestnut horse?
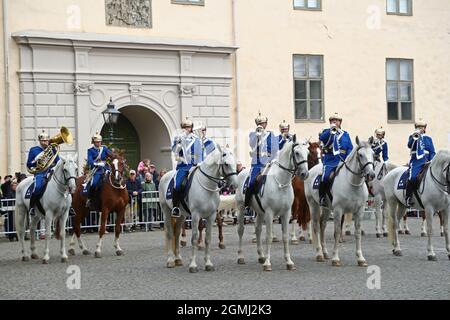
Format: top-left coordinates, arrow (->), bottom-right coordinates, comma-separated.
290,141 -> 322,244
69,151 -> 129,258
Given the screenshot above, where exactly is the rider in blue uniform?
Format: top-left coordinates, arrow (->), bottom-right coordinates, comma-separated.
277,120 -> 293,151
244,112 -> 278,209
27,131 -> 60,216
171,118 -> 202,217
200,124 -> 216,161
85,132 -> 112,208
405,119 -> 436,207
318,113 -> 353,207
371,127 -> 389,163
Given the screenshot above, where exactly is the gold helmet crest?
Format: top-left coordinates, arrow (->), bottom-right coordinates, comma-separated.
92,132 -> 102,143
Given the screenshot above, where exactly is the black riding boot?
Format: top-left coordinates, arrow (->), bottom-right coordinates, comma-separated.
85,187 -> 95,208
172,188 -> 181,217
405,180 -> 416,207
319,181 -> 327,207
29,195 -> 37,216
244,183 -> 254,210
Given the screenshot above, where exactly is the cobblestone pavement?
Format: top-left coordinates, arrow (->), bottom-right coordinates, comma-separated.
0,217 -> 449,300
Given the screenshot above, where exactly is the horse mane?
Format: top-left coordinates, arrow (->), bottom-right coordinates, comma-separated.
432,149 -> 450,167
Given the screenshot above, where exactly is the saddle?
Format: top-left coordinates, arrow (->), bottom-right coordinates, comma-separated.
166,167 -> 198,214
412,162 -> 430,209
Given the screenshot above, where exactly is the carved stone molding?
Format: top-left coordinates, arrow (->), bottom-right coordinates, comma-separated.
179,85 -> 196,97
129,83 -> 143,104
105,0 -> 152,28
74,82 -> 93,94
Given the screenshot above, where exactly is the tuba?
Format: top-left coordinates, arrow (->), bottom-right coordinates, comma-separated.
28,127 -> 73,174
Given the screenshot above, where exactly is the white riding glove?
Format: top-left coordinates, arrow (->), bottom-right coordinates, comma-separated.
95,162 -> 105,167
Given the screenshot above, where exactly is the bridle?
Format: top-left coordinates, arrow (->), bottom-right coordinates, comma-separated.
429,161 -> 450,194
198,152 -> 238,189
276,142 -> 308,176
343,146 -> 374,178
52,160 -> 77,194
108,158 -> 126,189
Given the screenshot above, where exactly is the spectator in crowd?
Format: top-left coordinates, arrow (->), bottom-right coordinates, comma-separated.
137,159 -> 150,177
156,168 -> 167,191
2,179 -> 18,241
142,172 -> 157,231
1,175 -> 13,197
138,166 -> 149,182
126,170 -> 142,228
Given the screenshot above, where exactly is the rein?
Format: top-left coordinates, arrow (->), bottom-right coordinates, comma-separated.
52,162 -> 77,195
196,153 -> 238,192
341,146 -> 374,187
108,171 -> 126,189
274,142 -> 308,188
429,162 -> 450,194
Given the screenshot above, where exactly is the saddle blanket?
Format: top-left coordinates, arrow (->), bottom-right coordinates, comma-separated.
313,175 -> 322,190
25,183 -> 35,199
397,169 -> 409,190
242,175 -> 267,197
166,170 -> 196,200
81,183 -> 89,196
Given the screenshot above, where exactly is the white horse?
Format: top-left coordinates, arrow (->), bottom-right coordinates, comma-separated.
305,137 -> 375,267
159,145 -> 238,272
384,150 -> 450,260
368,160 -> 399,238
236,137 -> 310,271
15,155 -> 78,263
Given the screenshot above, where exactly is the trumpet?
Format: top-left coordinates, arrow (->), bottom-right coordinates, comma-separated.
412,129 -> 421,140
256,125 -> 265,137
330,124 -> 339,134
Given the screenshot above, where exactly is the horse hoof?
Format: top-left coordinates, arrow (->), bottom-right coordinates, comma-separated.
175,259 -> 183,267
421,232 -> 427,237
180,240 -> 187,247
392,249 -> 402,256
316,255 -> 325,262
116,250 -> 124,256
441,232 -> 444,237
237,258 -> 246,265
361,230 -> 365,236
42,259 -> 49,265
323,252 -> 330,260
427,255 -> 437,261
189,266 -> 199,273
68,249 -> 76,256
258,257 -> 266,264
21,256 -> 30,262
31,253 -> 39,260
219,243 -> 226,249
383,232 -> 388,237
405,230 -> 411,235
94,252 -> 102,258
167,261 -> 176,268
358,260 -> 368,267
286,264 -> 296,271
309,239 -> 312,244
376,233 -> 381,238
61,257 -> 68,263
290,239 -> 299,245
252,238 -> 257,244
299,236 -> 306,241
82,250 -> 91,256
398,230 -> 404,235
197,246 -> 204,251
331,260 -> 341,267
205,265 -> 215,272
339,238 -> 345,243
272,237 -> 280,243
345,231 -> 351,236
263,265 -> 272,272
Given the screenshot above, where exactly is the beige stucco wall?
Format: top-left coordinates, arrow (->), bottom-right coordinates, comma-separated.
235,0 -> 450,166
2,0 -> 450,174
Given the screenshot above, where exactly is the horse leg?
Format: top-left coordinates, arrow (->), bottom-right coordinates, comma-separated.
344,213 -> 352,236
217,212 -> 225,249
290,214 -> 299,244
42,214 -> 52,264
197,218 -> 204,250
391,201 -> 403,256
331,208 -> 343,267
60,214 -> 69,262
382,200 -> 389,237
375,197 -> 383,238
180,224 -> 187,247
442,208 -> 450,260
164,212 -> 176,268
29,214 -> 40,260
189,214 -> 200,273
404,213 -> 411,235
320,208 -> 330,259
174,216 -> 184,266
204,212 -> 216,271
310,203 -> 324,261
114,207 -> 125,256
438,211 -> 444,237
255,211 -> 265,264
354,207 -> 368,267
237,206 -> 246,264
95,210 -> 108,258
420,212 -> 427,237
425,207 -> 437,261
281,212 -> 295,270
263,211 -> 273,271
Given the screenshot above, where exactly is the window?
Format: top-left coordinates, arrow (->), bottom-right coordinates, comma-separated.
293,55 -> 324,121
386,59 -> 414,122
172,0 -> 204,5
387,0 -> 412,15
293,0 -> 321,10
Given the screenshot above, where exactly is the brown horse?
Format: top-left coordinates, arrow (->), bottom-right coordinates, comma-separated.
68,151 -> 129,258
180,212 -> 225,249
290,141 -> 321,244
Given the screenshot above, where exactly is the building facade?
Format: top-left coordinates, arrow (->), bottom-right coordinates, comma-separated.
1,0 -> 450,174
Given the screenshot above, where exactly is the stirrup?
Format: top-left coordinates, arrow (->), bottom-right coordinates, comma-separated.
29,208 -> 36,217
85,199 -> 91,208
171,207 -> 181,217
405,197 -> 414,207
319,197 -> 327,207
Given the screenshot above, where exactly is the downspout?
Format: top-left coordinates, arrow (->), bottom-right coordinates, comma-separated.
3,0 -> 13,174
231,0 -> 241,161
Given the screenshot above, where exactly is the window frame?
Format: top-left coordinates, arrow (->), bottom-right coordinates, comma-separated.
293,0 -> 322,11
386,58 -> 415,123
171,0 -> 205,6
293,54 -> 325,123
386,0 -> 413,16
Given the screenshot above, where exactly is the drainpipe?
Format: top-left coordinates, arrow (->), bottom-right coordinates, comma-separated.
231,0 -> 241,161
3,0 -> 13,174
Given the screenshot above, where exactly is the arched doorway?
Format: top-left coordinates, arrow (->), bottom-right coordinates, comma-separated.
101,114 -> 141,169
101,105 -> 173,173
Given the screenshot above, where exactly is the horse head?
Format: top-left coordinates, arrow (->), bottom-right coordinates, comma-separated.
59,154 -> 78,194
355,136 -> 376,181
215,144 -> 238,189
290,136 -> 309,180
307,141 -> 322,168
109,151 -> 127,187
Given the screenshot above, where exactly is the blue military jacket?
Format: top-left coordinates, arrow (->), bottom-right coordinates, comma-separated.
319,128 -> 353,166
372,139 -> 389,162
202,138 -> 216,161
408,134 -> 435,163
249,130 -> 278,166
172,133 -> 202,167
277,134 -> 293,151
26,145 -> 60,173
87,146 -> 111,171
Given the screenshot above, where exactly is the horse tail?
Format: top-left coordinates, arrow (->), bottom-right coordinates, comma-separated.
387,200 -> 396,244
55,219 -> 61,240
